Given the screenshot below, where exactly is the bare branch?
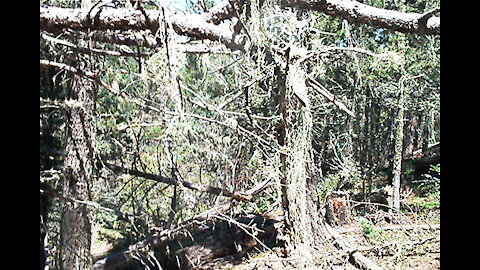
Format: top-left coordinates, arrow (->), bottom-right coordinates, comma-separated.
41,33 -> 152,57
307,76 -> 356,119
282,0 -> 440,35
104,162 -> 253,202
40,189 -> 139,220
40,59 -> 96,78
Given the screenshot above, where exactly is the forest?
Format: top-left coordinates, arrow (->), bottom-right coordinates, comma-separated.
39,0 -> 440,269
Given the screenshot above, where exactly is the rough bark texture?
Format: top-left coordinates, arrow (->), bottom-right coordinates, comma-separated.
203,0 -> 245,24
60,58 -> 96,269
275,48 -> 326,265
284,62 -> 314,253
392,81 -> 404,211
275,54 -> 289,226
282,0 -> 440,35
325,191 -> 352,225
40,6 -> 246,51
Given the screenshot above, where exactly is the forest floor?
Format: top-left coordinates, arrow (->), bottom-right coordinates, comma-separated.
90,193 -> 440,270
215,207 -> 440,270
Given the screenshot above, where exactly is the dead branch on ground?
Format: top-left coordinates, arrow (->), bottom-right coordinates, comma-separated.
325,223 -> 385,270
338,224 -> 440,234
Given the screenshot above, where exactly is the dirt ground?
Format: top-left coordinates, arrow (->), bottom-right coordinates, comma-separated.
219,209 -> 440,270
89,200 -> 440,270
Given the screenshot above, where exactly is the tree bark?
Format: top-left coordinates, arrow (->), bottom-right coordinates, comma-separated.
392,78 -> 405,211
59,56 -> 96,269
40,0 -> 438,57
275,46 -> 327,265
40,6 -> 246,51
281,0 -> 439,35
284,61 -> 314,251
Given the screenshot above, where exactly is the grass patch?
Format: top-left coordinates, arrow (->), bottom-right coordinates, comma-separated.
359,218 -> 387,245
406,192 -> 440,212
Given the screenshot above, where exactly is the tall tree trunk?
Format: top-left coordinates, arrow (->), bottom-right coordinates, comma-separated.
275,47 -> 326,266
392,78 -> 405,212
59,55 -> 96,270
404,112 -> 420,158
360,87 -> 372,199
422,109 -> 436,153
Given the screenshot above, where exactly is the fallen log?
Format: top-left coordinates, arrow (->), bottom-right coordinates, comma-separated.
157,214 -> 284,270
91,203 -> 234,270
91,179 -> 274,270
91,210 -> 284,270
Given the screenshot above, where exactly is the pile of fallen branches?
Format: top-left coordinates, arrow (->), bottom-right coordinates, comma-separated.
90,182 -> 283,270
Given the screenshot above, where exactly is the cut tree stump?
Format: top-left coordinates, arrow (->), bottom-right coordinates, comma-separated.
325,191 -> 352,226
